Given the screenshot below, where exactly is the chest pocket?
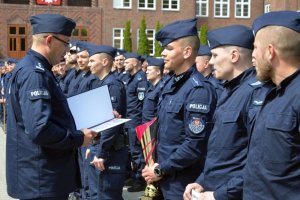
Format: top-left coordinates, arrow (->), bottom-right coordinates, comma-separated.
223,110 -> 239,123
262,114 -> 297,173
266,114 -> 296,132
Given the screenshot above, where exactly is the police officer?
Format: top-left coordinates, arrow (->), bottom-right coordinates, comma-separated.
243,11 -> 300,200
142,57 -> 165,123
123,52 -> 149,192
87,45 -> 127,200
183,25 -> 262,200
142,18 -> 217,199
61,40 -> 79,96
113,49 -> 130,85
195,45 -> 224,99
6,13 -> 97,200
75,41 -> 99,94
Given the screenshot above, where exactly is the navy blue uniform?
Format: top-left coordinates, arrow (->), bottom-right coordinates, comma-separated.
142,79 -> 166,123
195,68 -> 260,199
87,72 -> 127,200
157,66 -> 216,199
114,70 -> 130,85
6,49 -> 83,199
77,71 -> 98,94
243,70 -> 300,200
124,70 -> 149,183
206,74 -> 224,99
67,69 -> 83,97
59,67 -> 75,96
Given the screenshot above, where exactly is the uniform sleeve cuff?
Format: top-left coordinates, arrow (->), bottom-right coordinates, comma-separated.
214,185 -> 228,200
159,162 -> 174,176
72,130 -> 84,148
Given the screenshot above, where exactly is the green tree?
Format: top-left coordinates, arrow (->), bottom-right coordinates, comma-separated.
123,20 -> 132,52
154,21 -> 164,57
199,24 -> 208,45
137,16 -> 150,56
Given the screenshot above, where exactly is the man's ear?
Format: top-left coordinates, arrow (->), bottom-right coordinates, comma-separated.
183,46 -> 193,59
231,49 -> 240,64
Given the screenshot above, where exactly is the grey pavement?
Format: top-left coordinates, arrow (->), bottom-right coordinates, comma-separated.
0,127 -> 143,200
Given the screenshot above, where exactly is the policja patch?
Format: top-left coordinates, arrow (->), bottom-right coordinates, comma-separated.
189,117 -> 205,134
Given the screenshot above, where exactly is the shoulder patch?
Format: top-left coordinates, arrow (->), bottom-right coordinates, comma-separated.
189,117 -> 205,134
28,89 -> 51,100
187,103 -> 210,113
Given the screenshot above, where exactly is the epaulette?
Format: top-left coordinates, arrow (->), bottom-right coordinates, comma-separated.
190,74 -> 204,88
34,62 -> 45,73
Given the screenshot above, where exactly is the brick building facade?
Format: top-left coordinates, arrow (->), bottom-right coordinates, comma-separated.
0,0 -> 298,59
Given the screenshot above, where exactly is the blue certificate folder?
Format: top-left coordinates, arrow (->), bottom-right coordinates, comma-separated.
67,85 -> 130,132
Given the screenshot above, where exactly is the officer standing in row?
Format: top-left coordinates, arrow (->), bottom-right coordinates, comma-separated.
6,13 -> 97,200
142,18 -> 217,199
243,11 -> 300,200
123,52 -> 149,192
195,45 -> 223,99
142,57 -> 165,123
61,40 -> 79,96
183,25 -> 260,200
114,49 -> 130,84
87,45 -> 128,200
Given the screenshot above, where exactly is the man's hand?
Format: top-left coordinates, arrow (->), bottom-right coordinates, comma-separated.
183,183 -> 205,200
91,156 -> 105,171
113,110 -> 122,118
142,163 -> 162,184
81,128 -> 97,147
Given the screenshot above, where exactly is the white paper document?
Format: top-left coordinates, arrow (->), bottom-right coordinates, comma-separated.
67,85 -> 130,132
192,189 -> 202,200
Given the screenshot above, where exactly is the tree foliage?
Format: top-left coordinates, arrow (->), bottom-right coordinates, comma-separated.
123,20 -> 132,52
154,21 -> 164,57
199,24 -> 208,45
137,16 -> 150,56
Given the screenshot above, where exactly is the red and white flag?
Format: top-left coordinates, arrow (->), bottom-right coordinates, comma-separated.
36,0 -> 61,5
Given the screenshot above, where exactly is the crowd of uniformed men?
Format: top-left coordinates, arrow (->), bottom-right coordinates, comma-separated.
3,10 -> 300,200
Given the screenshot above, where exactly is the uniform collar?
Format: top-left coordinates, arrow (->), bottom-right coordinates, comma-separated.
28,49 -> 52,71
276,69 -> 300,92
223,67 -> 255,90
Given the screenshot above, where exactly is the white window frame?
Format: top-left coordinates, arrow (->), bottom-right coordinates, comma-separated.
138,0 -> 156,10
113,28 -> 125,49
136,29 -> 156,56
264,4 -> 271,13
196,0 -> 209,17
161,0 -> 180,11
214,0 -> 230,18
113,0 -> 132,9
235,0 -> 250,18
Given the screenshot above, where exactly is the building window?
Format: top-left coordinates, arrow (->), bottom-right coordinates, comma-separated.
162,0 -> 179,11
113,28 -> 124,49
235,0 -> 250,18
214,0 -> 229,18
113,0 -> 131,9
147,29 -> 155,56
138,0 -> 155,10
196,0 -> 209,17
136,29 -> 155,56
264,4 -> 271,13
4,0 -> 29,4
7,25 -> 27,59
72,27 -> 89,41
68,0 -> 91,6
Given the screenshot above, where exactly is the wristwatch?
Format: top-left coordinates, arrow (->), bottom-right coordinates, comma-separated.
154,165 -> 164,177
